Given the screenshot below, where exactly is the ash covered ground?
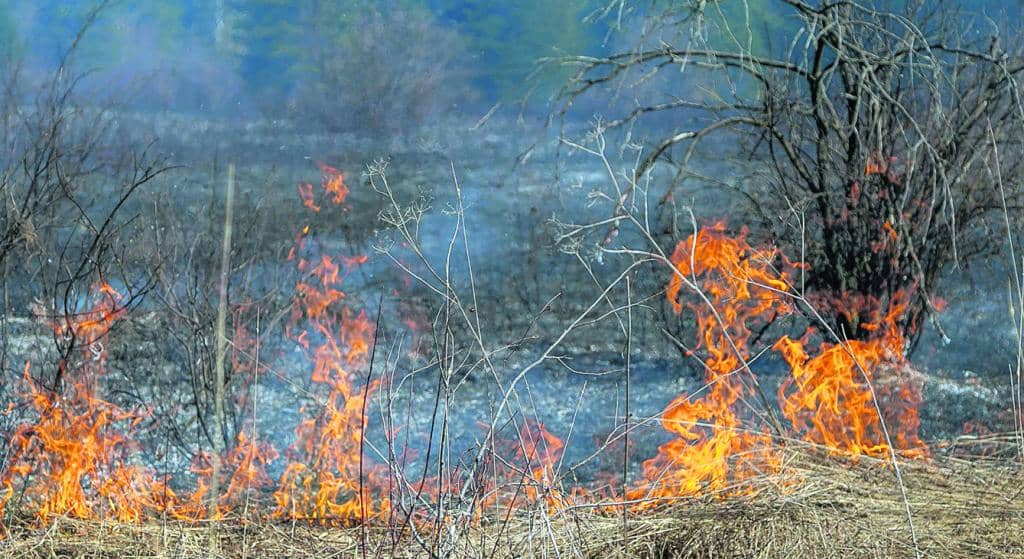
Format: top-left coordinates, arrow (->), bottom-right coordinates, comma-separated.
2,112 -> 1019,487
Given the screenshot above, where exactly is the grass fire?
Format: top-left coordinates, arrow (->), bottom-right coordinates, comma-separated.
2,1 -> 1024,558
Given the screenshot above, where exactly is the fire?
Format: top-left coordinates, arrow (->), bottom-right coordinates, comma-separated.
865,151 -> 889,176
864,151 -> 903,185
630,223 -> 929,507
272,163 -> 386,525
0,163 -> 378,529
629,223 -> 793,503
0,159 -> 936,530
317,161 -> 350,205
173,431 -> 280,521
775,293 -> 928,458
518,420 -> 571,510
298,182 -> 320,212
479,419 -> 569,513
296,163 -> 347,213
0,286 -> 169,524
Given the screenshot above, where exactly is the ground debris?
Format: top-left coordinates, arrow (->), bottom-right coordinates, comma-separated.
3,442 -> 1022,559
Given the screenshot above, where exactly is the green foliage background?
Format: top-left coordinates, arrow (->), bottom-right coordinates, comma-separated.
0,3 -> 19,60
4,1 -> 1015,110
4,0 -> 606,107
438,0 -> 598,99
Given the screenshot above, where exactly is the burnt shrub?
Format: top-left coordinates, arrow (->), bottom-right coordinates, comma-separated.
295,4 -> 474,139
556,0 -> 1024,349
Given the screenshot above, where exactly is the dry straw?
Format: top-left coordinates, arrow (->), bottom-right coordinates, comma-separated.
2,439 -> 1021,559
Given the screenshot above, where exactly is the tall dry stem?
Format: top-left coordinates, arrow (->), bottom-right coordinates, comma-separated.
210,162 -> 235,552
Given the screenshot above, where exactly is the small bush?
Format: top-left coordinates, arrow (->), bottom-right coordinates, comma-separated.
295,5 -> 474,139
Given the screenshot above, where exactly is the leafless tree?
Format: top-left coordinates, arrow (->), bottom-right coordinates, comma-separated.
0,3 -> 167,392
555,0 -> 1024,348
296,2 -> 471,139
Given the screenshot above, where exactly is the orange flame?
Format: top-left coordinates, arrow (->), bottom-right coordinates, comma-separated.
175,431 -> 280,521
479,419 -> 570,513
775,293 -> 927,458
630,223 -> 793,504
518,420 -> 570,510
298,182 -> 320,212
272,164 -> 385,525
865,151 -> 903,185
0,163 -> 380,528
0,162 -> 937,528
865,151 -> 889,176
0,286 -> 169,524
317,162 -> 350,206
632,223 -> 928,507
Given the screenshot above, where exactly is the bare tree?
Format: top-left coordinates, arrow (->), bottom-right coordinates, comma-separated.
555,0 -> 1024,348
0,3 -> 167,391
296,2 -> 471,139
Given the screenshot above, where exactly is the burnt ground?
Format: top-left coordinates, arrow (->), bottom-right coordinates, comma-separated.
1,111 -> 1021,489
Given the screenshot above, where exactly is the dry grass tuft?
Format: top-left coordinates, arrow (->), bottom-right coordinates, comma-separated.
2,439 -> 1022,558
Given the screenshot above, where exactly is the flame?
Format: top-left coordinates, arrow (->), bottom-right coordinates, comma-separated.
0,161 -> 938,528
175,431 -> 280,521
298,182 -> 320,212
272,164 -> 385,525
0,163 -> 378,528
43,282 -> 127,353
631,223 -> 930,507
865,151 -> 903,185
317,162 -> 350,205
342,254 -> 368,270
0,286 -> 169,524
480,419 -> 570,513
775,293 -> 928,458
865,151 -> 889,176
629,223 -> 793,504
297,165 -> 348,213
518,420 -> 569,510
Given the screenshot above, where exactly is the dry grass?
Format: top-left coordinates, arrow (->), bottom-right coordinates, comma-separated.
2,439 -> 1021,559
599,441 -> 1024,559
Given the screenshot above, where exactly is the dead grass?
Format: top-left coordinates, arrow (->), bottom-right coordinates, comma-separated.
2,439 -> 1021,559
595,440 -> 1024,559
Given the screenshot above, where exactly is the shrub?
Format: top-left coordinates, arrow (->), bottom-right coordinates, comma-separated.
556,0 -> 1024,348
294,3 -> 473,138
